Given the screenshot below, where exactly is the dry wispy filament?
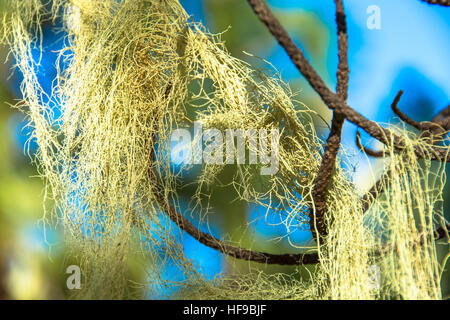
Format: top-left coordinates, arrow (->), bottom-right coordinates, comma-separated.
1,0 -> 447,299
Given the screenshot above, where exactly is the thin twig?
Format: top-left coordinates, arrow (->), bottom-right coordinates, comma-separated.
389,91 -> 450,139
356,131 -> 386,158
416,105 -> 450,144
391,90 -> 422,130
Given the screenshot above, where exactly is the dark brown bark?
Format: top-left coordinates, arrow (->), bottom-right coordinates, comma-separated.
355,131 -> 386,158
421,0 -> 450,6
155,188 -> 319,265
247,0 -> 449,163
148,84 -> 319,265
391,90 -> 422,130
309,0 -> 349,241
360,100 -> 450,212
143,0 -> 449,267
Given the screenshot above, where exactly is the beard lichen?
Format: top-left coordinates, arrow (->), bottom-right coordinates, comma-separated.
2,0 -> 448,299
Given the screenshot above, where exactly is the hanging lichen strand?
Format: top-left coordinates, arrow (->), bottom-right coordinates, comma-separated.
1,0 -> 447,299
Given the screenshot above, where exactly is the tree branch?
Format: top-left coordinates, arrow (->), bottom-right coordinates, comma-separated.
309,0 -> 348,241
337,97 -> 449,162
148,1 -> 449,267
154,188 -> 319,265
391,90 -> 422,130
335,0 -> 349,100
356,131 -> 386,158
247,0 -> 450,163
420,0 -> 450,6
246,0 -> 337,108
426,105 -> 450,136
148,86 -> 319,265
431,105 -> 450,124
360,169 -> 392,214
359,101 -> 449,215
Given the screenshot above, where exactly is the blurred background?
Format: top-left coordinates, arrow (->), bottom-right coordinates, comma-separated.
0,0 -> 448,299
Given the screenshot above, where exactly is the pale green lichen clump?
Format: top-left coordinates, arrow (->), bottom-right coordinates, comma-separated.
1,0 -> 448,299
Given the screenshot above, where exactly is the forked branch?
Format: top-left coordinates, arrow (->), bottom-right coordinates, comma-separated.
247,0 -> 449,163
146,0 -> 449,266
